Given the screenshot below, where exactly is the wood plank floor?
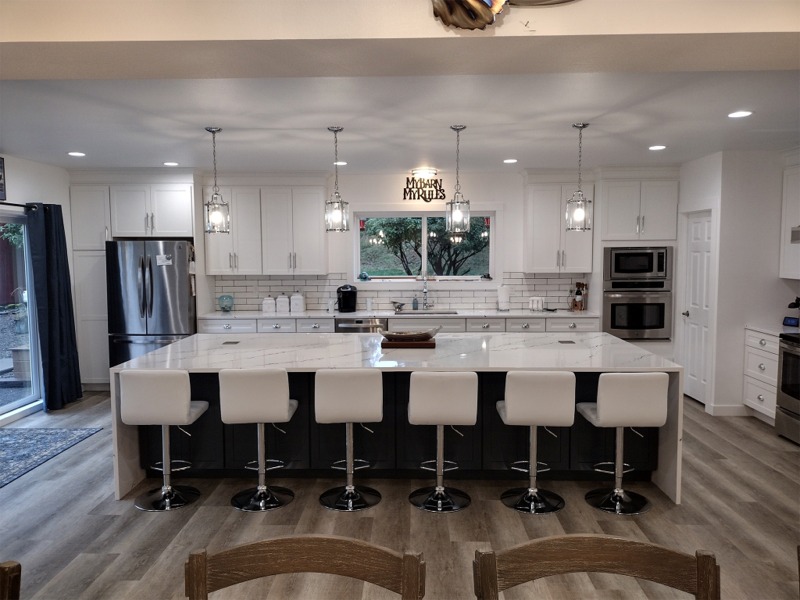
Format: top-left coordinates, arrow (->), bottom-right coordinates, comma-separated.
0,393 -> 797,599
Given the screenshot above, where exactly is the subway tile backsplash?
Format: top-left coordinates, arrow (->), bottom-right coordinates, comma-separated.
213,272 -> 589,312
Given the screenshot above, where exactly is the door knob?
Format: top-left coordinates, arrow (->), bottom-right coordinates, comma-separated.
681,311 -> 690,317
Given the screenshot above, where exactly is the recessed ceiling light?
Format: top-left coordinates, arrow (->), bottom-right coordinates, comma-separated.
728,110 -> 753,118
67,151 -> 86,157
649,145 -> 666,151
333,161 -> 347,166
163,161 -> 179,167
503,158 -> 518,164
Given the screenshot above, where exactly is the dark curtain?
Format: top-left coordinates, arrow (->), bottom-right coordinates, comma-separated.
25,203 -> 82,410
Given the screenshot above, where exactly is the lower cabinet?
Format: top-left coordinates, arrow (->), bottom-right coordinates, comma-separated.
138,372 -> 660,478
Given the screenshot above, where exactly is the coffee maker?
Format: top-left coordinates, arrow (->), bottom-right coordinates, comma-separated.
336,284 -> 357,313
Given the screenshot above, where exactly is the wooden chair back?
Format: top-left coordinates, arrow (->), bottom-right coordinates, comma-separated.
0,561 -> 21,600
473,534 -> 719,599
185,534 -> 425,599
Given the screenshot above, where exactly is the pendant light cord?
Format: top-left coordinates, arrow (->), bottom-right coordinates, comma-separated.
211,129 -> 219,195
455,127 -> 461,195
572,122 -> 588,193
333,129 -> 339,194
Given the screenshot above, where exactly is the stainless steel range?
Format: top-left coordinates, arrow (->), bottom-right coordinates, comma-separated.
776,332 -> 800,444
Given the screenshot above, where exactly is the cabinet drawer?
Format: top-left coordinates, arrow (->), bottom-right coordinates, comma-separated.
505,318 -> 546,333
742,376 -> 776,418
198,319 -> 257,334
257,319 -> 297,333
743,346 -> 778,386
744,330 -> 779,355
546,318 -> 600,332
465,318 -> 506,332
296,318 -> 335,333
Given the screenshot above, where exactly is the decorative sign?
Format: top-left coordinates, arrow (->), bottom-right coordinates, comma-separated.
403,176 -> 446,202
432,0 -> 505,30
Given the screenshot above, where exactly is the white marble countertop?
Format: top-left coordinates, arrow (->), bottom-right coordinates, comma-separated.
198,309 -> 600,320
745,322 -> 799,337
112,331 -> 680,373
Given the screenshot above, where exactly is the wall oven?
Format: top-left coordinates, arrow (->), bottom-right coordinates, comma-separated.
603,247 -> 673,340
776,333 -> 800,445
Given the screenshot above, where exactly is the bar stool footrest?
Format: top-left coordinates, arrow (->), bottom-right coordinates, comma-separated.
510,460 -> 551,475
244,458 -> 286,472
591,461 -> 634,476
419,459 -> 458,473
330,458 -> 371,471
149,459 -> 192,473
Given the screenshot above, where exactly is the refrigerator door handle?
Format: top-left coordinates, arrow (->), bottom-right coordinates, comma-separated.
138,255 -> 146,318
146,256 -> 155,318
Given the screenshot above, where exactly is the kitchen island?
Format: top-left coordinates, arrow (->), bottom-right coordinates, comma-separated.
110,332 -> 684,503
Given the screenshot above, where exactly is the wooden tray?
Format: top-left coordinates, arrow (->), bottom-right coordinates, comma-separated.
380,340 -> 436,349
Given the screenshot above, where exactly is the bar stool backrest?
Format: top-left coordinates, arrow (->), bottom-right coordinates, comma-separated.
185,534 -> 425,600
408,371 -> 478,426
119,369 -> 192,426
219,368 -> 293,424
315,369 -> 383,424
0,561 -> 21,600
502,371 -> 576,426
595,372 -> 669,428
473,534 -> 720,600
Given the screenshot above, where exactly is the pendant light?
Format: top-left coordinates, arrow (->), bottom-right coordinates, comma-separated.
204,127 -> 230,234
325,126 -> 350,232
565,122 -> 591,231
446,124 -> 471,233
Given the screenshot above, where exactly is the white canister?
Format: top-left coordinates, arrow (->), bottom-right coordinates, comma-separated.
276,294 -> 290,313
497,285 -> 510,311
262,296 -> 276,313
290,291 -> 305,313
529,297 -> 544,311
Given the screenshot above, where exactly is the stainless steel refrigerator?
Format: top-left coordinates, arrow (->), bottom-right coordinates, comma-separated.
106,240 -> 196,367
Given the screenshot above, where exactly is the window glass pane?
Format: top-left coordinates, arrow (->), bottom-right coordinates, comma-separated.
359,217 -> 422,277
426,216 -> 490,277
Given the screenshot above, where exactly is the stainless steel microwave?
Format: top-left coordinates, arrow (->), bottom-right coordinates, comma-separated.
604,247 -> 671,282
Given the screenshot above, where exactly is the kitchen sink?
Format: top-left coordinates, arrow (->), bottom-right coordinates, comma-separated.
395,310 -> 459,315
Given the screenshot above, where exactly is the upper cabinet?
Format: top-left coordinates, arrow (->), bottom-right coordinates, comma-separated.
110,183 -> 193,238
261,186 -> 327,275
601,180 -> 678,241
524,183 -> 594,274
779,165 -> 800,280
70,185 -> 111,250
204,187 -> 263,275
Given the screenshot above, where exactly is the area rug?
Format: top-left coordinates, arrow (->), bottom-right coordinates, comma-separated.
0,427 -> 101,488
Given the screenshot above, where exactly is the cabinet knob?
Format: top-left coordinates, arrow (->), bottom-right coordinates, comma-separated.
482,323 -> 490,329
273,324 -> 281,329
758,363 -> 766,371
223,324 -> 231,330
522,322 -> 529,329
312,323 -> 320,329
759,339 -> 766,346
682,311 -> 690,317
569,322 -> 577,329
757,394 -> 765,402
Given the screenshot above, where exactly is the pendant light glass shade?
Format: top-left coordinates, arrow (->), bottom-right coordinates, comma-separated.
204,127 -> 230,234
326,126 -> 350,232
446,125 -> 470,233
565,122 -> 591,232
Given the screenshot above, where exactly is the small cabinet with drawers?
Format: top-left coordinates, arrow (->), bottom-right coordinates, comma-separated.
296,318 -> 335,333
546,318 -> 600,332
465,318 -> 506,332
257,318 -> 297,333
197,318 -> 257,334
505,318 -> 546,333
742,327 -> 779,419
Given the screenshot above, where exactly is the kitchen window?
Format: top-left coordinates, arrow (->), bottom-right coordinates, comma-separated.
357,214 -> 492,280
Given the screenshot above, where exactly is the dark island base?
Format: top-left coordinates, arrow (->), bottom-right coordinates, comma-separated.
139,372 -> 659,481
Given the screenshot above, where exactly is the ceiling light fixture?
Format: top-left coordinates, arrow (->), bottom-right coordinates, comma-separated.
728,110 -> 753,118
204,126 -> 230,234
412,167 -> 438,179
503,158 -> 518,164
446,125 -> 470,233
325,126 -> 350,232
163,161 -> 179,166
67,151 -> 86,157
649,145 -> 666,151
565,122 -> 591,232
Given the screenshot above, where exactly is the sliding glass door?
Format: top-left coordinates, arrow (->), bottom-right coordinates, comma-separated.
0,207 -> 40,417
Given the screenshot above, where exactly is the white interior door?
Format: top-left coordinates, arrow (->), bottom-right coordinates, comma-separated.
681,211 -> 712,403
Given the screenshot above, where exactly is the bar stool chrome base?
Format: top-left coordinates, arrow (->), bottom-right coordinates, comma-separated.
134,484 -> 200,512
232,485 -> 294,512
501,487 -> 565,514
409,486 -> 471,513
585,487 -> 651,515
320,485 -> 381,512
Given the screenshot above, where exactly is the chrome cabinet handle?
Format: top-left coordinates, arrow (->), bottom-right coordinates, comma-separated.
482,323 -> 490,329
562,250 -> 566,267
223,323 -> 231,330
759,339 -> 766,346
522,322 -> 529,329
758,363 -> 766,371
273,324 -> 281,329
757,394 -> 765,402
150,212 -> 155,232
569,322 -> 577,329
229,253 -> 233,268
293,253 -> 297,269
234,253 -> 239,268
556,250 -> 560,267
312,323 -> 320,329
145,214 -> 149,233
640,215 -> 645,233
682,311 -> 690,317
105,226 -> 109,241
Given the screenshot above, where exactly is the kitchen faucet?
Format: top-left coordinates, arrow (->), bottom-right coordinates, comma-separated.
422,276 -> 433,309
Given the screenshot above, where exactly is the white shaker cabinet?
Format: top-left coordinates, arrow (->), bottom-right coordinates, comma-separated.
204,187 -> 262,275
742,328 -> 779,420
779,165 -> 800,279
70,185 -> 111,250
110,183 -> 193,238
601,180 -> 678,241
261,186 -> 327,275
72,251 -> 109,385
523,183 -> 593,274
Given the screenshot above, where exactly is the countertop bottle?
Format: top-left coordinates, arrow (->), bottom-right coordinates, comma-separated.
412,296 -> 419,310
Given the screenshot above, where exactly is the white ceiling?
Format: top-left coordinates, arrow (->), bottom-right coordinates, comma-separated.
0,36 -> 798,176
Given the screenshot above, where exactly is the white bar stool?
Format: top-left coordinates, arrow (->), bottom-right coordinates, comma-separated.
408,371 -> 478,513
315,368 -> 384,512
496,371 -> 576,514
119,369 -> 209,512
576,372 -> 669,515
219,368 -> 299,512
